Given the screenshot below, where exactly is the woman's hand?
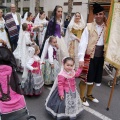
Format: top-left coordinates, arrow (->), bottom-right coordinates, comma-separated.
55,44 -> 59,49
76,38 -> 80,42
60,96 -> 64,100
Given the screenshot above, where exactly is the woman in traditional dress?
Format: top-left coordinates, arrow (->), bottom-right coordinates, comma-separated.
40,5 -> 69,64
0,9 -> 11,49
22,12 -> 40,41
65,12 -> 85,69
34,11 -> 48,48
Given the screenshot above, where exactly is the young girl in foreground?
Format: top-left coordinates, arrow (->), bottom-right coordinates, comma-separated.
45,57 -> 83,120
21,45 -> 44,95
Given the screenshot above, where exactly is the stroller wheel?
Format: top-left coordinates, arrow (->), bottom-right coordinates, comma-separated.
27,115 -> 36,120
108,80 -> 113,87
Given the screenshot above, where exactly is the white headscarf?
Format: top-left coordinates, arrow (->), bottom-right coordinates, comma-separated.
22,47 -> 35,79
40,37 -> 51,63
34,13 -> 48,26
65,13 -> 85,46
27,46 -> 35,58
21,12 -> 28,24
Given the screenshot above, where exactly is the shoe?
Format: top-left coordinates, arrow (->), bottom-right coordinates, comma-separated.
87,95 -> 99,103
96,83 -> 101,86
81,97 -> 89,107
104,64 -> 114,78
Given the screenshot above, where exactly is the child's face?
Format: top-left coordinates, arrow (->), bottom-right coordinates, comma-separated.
64,60 -> 74,72
35,48 -> 40,55
50,38 -> 57,47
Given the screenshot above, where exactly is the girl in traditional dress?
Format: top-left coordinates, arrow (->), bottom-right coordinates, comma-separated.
42,36 -> 60,85
13,23 -> 35,71
45,57 -> 83,120
65,12 -> 85,69
21,45 -> 44,95
34,11 -> 48,48
0,9 -> 11,49
40,6 -> 69,64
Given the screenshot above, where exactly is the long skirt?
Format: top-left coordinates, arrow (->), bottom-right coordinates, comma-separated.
42,59 -> 60,85
45,88 -> 83,120
21,72 -> 44,95
68,40 -> 79,70
56,36 -> 69,64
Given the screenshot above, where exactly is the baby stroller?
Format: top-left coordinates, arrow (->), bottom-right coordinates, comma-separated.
103,62 -> 120,87
0,46 -> 36,120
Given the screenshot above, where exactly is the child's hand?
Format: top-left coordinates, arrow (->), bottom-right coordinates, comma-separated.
55,44 -> 59,49
34,67 -> 39,70
51,64 -> 54,69
60,96 -> 64,100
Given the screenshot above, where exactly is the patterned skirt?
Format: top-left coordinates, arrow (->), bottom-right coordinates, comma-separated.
21,72 -> 44,95
45,88 -> 83,120
42,59 -> 60,85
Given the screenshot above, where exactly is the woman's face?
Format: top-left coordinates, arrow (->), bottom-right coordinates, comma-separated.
0,10 -> 3,18
75,13 -> 81,22
56,7 -> 62,19
40,12 -> 46,19
28,14 -> 33,21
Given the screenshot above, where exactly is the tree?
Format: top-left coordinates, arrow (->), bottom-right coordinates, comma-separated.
14,0 -> 18,11
0,0 -> 2,5
35,0 -> 40,16
68,0 -> 73,17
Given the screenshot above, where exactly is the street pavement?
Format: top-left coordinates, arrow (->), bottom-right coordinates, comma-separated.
3,72 -> 120,120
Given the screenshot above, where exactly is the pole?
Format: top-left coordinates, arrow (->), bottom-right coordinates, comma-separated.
106,69 -> 118,111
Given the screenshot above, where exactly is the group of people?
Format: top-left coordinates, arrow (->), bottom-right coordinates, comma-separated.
0,2 -> 107,120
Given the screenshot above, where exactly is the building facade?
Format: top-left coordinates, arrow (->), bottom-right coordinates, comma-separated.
2,0 -> 111,23
2,0 -> 89,23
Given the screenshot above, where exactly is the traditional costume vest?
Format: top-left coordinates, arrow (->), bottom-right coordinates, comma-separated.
86,22 -> 106,58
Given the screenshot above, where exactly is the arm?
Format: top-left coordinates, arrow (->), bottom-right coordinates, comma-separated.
26,58 -> 34,70
78,26 -> 89,61
75,68 -> 83,77
48,46 -> 54,64
58,75 -> 65,97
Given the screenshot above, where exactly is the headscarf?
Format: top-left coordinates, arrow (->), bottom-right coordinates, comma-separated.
21,12 -> 28,24
65,13 -> 85,46
34,13 -> 48,26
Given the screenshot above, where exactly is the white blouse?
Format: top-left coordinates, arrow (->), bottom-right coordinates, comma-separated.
26,55 -> 41,70
48,45 -> 57,64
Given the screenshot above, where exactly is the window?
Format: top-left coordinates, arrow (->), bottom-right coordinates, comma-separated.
23,7 -> 29,13
17,8 -> 21,12
7,0 -> 11,3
